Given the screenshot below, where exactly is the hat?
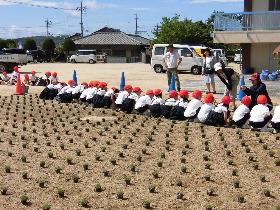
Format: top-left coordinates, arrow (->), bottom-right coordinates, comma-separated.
169,90 -> 178,98
214,63 -> 223,72
91,81 -> 99,87
204,93 -> 214,103
31,70 -> 36,75
241,96 -> 251,107
179,89 -> 189,97
221,96 -> 231,105
98,82 -> 107,88
146,89 -> 154,95
13,66 -> 19,72
81,82 -> 88,86
154,89 -> 162,96
250,73 -> 260,81
68,80 -> 75,85
24,74 -> 29,80
45,71 -> 51,77
257,95 -> 267,104
124,85 -> 133,91
52,72 -> 57,77
192,90 -> 202,99
133,87 -> 142,93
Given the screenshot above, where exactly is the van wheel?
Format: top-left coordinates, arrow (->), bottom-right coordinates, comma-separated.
191,66 -> 201,75
89,59 -> 96,64
154,65 -> 163,73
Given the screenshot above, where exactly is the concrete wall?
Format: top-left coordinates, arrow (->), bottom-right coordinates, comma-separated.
253,0 -> 269,11
250,43 -> 279,72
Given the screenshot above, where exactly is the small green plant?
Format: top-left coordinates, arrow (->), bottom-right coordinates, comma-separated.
116,191 -> 124,199
5,165 -> 11,173
40,161 -> 46,168
95,183 -> 102,192
275,159 -> 280,166
73,174 -> 80,183
42,203 -> 51,210
48,152 -> 54,159
152,171 -> 159,179
143,200 -> 151,209
130,164 -> 136,172
124,175 -> 131,185
157,161 -> 163,167
66,157 -> 73,165
181,166 -> 187,173
57,188 -> 65,198
176,180 -> 183,187
204,175 -> 210,181
21,156 -> 27,162
55,167 -> 62,174
83,163 -> 89,171
1,187 -> 8,195
75,149 -> 81,156
38,179 -> 45,188
148,185 -> 156,193
260,175 -> 266,182
21,195 -> 29,205
233,180 -> 240,188
22,172 -> 28,179
110,159 -> 117,166
176,192 -> 184,199
263,189 -> 271,197
80,198 -> 89,208
237,195 -> 245,203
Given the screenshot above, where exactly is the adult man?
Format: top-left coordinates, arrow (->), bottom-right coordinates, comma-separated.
163,44 -> 182,91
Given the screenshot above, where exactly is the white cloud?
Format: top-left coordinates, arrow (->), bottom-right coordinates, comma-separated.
130,7 -> 150,11
190,0 -> 242,3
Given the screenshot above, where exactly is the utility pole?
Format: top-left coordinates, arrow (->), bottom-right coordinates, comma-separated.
76,1 -> 87,37
134,14 -> 147,35
45,19 -> 52,36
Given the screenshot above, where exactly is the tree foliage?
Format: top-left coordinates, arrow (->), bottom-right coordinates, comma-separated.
23,38 -> 37,51
0,39 -> 7,49
63,39 -> 76,55
42,38 -> 56,60
5,39 -> 17,48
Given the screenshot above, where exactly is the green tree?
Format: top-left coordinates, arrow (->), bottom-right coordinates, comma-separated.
23,38 -> 37,50
42,38 -> 56,61
63,38 -> 76,55
0,39 -> 7,49
5,39 -> 17,48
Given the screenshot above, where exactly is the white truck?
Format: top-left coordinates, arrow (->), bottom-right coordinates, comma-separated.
70,50 -> 97,64
0,48 -> 28,73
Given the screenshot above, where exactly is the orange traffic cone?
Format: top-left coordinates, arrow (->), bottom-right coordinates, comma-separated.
15,73 -> 23,95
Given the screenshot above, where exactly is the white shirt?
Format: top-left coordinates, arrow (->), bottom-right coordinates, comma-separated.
249,104 -> 270,123
197,103 -> 215,123
163,51 -> 181,69
10,71 -> 18,80
151,96 -> 165,105
164,98 -> 178,106
135,95 -> 152,109
214,103 -> 228,113
47,84 -> 55,89
105,89 -> 114,97
54,83 -> 62,90
86,87 -> 98,100
272,106 -> 280,123
58,86 -> 69,95
51,77 -> 59,83
30,75 -> 38,82
97,89 -> 106,96
233,104 -> 250,122
65,87 -> 75,94
184,99 -> 203,118
80,88 -> 91,99
115,91 -> 129,105
72,85 -> 85,94
176,98 -> 188,109
1,74 -> 10,82
128,92 -> 139,102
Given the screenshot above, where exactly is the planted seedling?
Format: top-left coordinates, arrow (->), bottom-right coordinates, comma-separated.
21,195 -> 29,205
176,192 -> 184,200
5,166 -> 11,173
260,175 -> 266,182
116,191 -> 124,199
157,161 -> 163,167
1,187 -> 8,195
75,149 -> 81,156
205,163 -> 211,170
48,152 -> 54,159
60,143 -> 65,150
143,200 -> 151,209
148,185 -> 156,193
73,174 -> 80,183
130,164 -> 136,172
57,188 -> 65,198
204,175 -> 210,181
275,159 -> 280,166
66,158 -> 73,165
42,203 -> 51,210
124,175 -> 131,185
176,180 -> 183,187
263,189 -> 271,197
152,171 -> 159,179
55,167 -> 62,174
207,188 -> 215,196
181,158 -> 186,164
7,152 -> 13,157
269,151 -> 275,157
233,180 -> 240,188
181,166 -> 187,173
110,159 -> 117,166
80,198 -> 89,208
103,170 -> 110,177
40,161 -> 46,168
95,183 -> 102,192
237,195 -> 245,203
22,172 -> 28,179
83,163 -> 89,171
263,144 -> 268,150
38,179 -> 45,188
253,163 -> 259,170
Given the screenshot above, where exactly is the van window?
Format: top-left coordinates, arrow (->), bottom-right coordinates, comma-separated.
78,51 -> 96,55
154,47 -> 165,55
235,49 -> 241,54
180,48 -> 193,57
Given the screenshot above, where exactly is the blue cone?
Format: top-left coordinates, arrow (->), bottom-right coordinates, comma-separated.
73,70 -> 78,86
238,75 -> 246,101
120,72 -> 125,91
169,74 -> 176,91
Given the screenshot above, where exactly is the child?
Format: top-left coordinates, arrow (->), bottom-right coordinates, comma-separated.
91,82 -> 108,108
101,87 -> 120,108
86,81 -> 99,104
72,82 -> 88,101
23,74 -> 30,85
115,85 -> 133,109
205,96 -> 231,126
149,89 -> 164,118
271,106 -> 280,133
80,81 -> 94,103
30,70 -> 38,86
197,93 -> 215,123
57,80 -> 76,103
10,66 -> 19,85
134,89 -> 154,114
51,72 -> 59,83
39,80 -> 62,100
184,90 -> 203,121
0,71 -> 11,85
161,90 -> 178,119
121,87 -> 142,113
37,71 -> 51,86
232,96 -> 251,128
249,95 -> 272,132
170,90 -> 189,121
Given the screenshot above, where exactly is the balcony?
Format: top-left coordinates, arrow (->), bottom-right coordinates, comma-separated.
213,11 -> 280,43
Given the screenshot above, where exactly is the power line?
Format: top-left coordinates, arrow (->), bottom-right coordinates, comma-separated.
134,14 -> 147,35
76,1 -> 86,37
45,19 -> 52,36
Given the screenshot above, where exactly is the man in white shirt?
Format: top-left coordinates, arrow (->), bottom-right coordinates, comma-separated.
163,44 -> 182,91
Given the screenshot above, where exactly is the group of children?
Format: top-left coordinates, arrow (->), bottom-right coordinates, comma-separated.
38,78 -> 280,133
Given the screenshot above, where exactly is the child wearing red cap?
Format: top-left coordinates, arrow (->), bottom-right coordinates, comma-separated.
56,80 -> 76,103
249,95 -> 272,132
10,66 -> 19,85
272,106 -> 280,133
51,72 -> 59,83
23,74 -> 30,85
232,96 -> 251,128
39,80 -> 62,100
170,90 -> 189,120
80,81 -> 95,103
115,85 -> 133,110
0,71 -> 11,85
184,90 -> 203,121
37,71 -> 51,86
197,93 -> 215,123
72,82 -> 88,101
30,70 -> 38,86
91,82 -> 108,108
134,89 -> 154,114
161,90 -> 178,119
204,96 -> 231,126
150,89 -> 164,118
86,81 -> 99,104
121,87 -> 142,113
101,87 -> 120,108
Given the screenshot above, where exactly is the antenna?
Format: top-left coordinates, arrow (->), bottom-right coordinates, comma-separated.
76,1 -> 87,37
134,14 -> 147,35
45,19 -> 52,36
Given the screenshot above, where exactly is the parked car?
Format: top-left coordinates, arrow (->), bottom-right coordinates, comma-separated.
151,44 -> 203,75
234,49 -> 242,63
70,50 -> 97,64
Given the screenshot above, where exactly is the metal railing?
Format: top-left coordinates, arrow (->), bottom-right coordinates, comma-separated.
214,11 -> 280,31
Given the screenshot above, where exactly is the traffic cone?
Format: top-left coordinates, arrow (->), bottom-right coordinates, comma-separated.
169,74 -> 176,91
73,70 -> 78,86
238,75 -> 246,101
15,73 -> 23,95
120,72 -> 125,91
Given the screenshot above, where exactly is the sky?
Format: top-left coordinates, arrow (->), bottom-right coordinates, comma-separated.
0,0 -> 244,39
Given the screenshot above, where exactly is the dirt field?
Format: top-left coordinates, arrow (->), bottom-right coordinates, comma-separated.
0,95 -> 279,210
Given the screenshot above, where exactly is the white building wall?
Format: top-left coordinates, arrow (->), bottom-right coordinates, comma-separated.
252,0 -> 269,11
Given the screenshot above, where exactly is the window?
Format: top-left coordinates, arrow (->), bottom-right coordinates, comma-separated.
180,48 -> 193,57
269,0 -> 280,11
154,47 -> 165,55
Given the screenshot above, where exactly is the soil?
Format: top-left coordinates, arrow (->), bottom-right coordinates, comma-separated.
0,95 -> 279,210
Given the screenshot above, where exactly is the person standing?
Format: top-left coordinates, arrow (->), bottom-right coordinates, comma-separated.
202,48 -> 218,94
163,44 -> 182,91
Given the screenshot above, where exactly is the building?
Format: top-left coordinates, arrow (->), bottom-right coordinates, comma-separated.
213,0 -> 280,72
74,27 -> 150,63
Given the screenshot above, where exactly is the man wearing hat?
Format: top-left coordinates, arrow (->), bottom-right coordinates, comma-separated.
241,73 -> 272,110
163,44 -> 182,91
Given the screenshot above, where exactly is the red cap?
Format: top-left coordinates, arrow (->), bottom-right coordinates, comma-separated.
257,95 -> 267,104
111,87 -> 116,90
204,93 -> 214,103
98,82 -> 107,88
179,89 -> 189,97
45,71 -> 51,77
91,81 -> 99,87
24,74 -> 29,80
68,80 -> 75,85
192,90 -> 202,99
154,89 -> 162,96
250,73 -> 260,81
124,85 -> 133,91
146,89 -> 154,95
81,82 -> 88,86
221,96 -> 231,105
169,90 -> 178,98
133,87 -> 142,93
241,96 -> 251,107
52,72 -> 57,77
31,70 -> 36,75
13,66 -> 19,72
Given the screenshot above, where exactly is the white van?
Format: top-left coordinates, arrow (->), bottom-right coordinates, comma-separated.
234,49 -> 242,63
151,44 -> 203,75
70,50 -> 97,64
212,48 -> 228,66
